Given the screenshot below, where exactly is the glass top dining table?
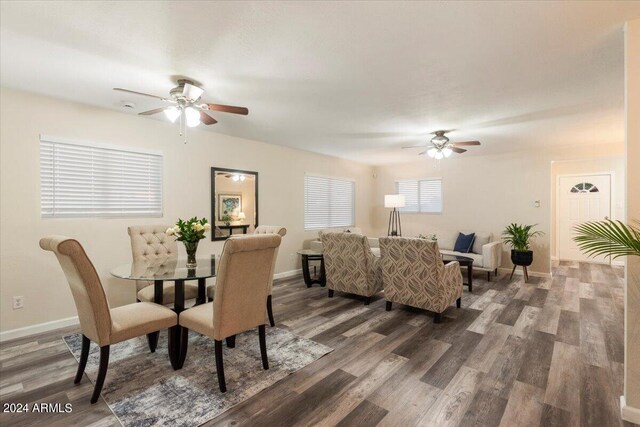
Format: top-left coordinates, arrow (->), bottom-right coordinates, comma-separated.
111,257 -> 217,282
110,255 -> 218,371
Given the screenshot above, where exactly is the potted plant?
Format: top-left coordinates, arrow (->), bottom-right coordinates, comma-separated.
502,223 -> 544,267
166,217 -> 211,268
573,219 -> 640,259
220,214 -> 232,226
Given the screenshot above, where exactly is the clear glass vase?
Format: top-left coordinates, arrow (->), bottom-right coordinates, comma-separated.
184,240 -> 199,268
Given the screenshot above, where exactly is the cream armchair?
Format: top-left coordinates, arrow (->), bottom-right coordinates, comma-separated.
320,232 -> 383,305
128,225 -> 199,303
178,234 -> 281,392
40,236 -> 177,403
379,237 -> 463,323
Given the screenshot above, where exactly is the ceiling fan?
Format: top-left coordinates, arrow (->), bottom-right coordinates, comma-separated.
113,79 -> 248,143
403,130 -> 480,159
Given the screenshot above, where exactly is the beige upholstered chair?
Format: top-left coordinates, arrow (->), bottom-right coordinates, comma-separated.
127,225 -> 199,303
40,236 -> 177,403
254,225 -> 287,326
379,237 -> 463,323
320,231 -> 383,305
178,234 -> 282,392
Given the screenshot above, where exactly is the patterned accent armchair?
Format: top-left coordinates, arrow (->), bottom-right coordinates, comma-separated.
379,237 -> 463,323
320,232 -> 383,305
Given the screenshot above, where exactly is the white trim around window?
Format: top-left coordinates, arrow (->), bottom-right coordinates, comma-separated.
396,177 -> 443,213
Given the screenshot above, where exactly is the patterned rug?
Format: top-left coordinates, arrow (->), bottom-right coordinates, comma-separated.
63,328 -> 332,427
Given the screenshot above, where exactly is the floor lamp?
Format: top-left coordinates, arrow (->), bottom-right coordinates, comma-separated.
385,194 -> 405,236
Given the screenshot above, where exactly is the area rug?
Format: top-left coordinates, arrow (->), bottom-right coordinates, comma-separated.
63,328 -> 332,427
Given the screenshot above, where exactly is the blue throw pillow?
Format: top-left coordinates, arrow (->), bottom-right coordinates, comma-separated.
454,232 -> 476,253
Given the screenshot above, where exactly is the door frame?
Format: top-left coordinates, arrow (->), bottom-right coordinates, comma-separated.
555,171 -> 615,264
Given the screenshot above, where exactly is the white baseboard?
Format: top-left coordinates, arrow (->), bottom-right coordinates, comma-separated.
621,396 -> 640,424
498,267 -> 552,279
0,316 -> 79,343
274,269 -> 302,280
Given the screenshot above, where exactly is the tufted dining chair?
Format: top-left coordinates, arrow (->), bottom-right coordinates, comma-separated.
127,225 -> 199,304
379,237 -> 463,323
40,236 -> 177,404
178,234 -> 281,392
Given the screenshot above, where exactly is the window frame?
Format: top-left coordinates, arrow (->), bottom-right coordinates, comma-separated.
40,135 -> 164,219
304,173 -> 356,230
395,177 -> 443,214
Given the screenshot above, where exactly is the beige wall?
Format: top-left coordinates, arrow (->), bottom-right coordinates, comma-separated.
624,18 -> 640,419
372,143 -> 624,275
0,88 -> 375,332
550,157 -> 626,259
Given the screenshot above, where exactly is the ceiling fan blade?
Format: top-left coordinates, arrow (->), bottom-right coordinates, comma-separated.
113,88 -> 171,102
402,145 -> 428,149
199,111 -> 217,125
418,151 -> 428,156
206,104 -> 249,115
183,83 -> 204,101
138,107 -> 167,116
451,147 -> 467,154
452,140 -> 481,146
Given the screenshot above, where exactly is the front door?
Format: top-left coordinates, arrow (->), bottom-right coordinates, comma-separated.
558,174 -> 611,263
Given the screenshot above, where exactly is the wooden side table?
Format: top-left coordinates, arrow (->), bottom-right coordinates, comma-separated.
297,250 -> 325,287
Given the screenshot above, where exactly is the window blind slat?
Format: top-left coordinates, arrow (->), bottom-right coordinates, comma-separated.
40,138 -> 163,218
397,178 -> 442,213
304,175 -> 355,230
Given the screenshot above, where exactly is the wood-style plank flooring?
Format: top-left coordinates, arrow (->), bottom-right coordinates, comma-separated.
1,261 -> 636,426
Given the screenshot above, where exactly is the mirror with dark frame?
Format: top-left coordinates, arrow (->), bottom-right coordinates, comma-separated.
210,167 -> 259,241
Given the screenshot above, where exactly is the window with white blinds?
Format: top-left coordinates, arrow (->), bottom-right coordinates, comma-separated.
396,178 -> 442,213
304,174 -> 355,230
40,137 -> 163,218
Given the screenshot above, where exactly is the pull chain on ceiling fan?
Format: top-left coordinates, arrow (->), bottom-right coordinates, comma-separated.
114,79 -> 249,143
402,130 -> 480,159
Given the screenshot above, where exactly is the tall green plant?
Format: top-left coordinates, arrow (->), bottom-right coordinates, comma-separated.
573,219 -> 640,260
502,223 -> 544,252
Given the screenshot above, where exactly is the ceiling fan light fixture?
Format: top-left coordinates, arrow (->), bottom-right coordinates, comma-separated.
185,107 -> 200,127
434,150 -> 444,160
164,106 -> 180,123
427,148 -> 438,158
442,147 -> 453,157
432,135 -> 448,144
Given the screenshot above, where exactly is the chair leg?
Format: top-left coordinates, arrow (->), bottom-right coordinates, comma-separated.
386,301 -> 392,311
90,345 -> 110,404
258,324 -> 269,370
495,268 -> 498,275
267,294 -> 275,327
487,271 -> 491,282
434,312 -> 443,323
147,331 -> 159,353
456,297 -> 461,308
509,265 -> 517,280
328,289 -> 334,298
226,335 -> 236,348
74,334 -> 90,384
214,340 -> 226,393
364,296 -> 371,305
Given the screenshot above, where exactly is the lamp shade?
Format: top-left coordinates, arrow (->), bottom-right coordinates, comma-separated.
238,212 -> 246,219
384,194 -> 406,208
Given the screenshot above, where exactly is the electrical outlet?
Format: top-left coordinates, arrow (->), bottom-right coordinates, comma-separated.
13,296 -> 24,310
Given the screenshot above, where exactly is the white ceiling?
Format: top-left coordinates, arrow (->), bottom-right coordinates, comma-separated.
2,1 -> 639,164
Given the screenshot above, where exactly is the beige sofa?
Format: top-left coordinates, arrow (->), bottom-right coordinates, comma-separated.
434,231 -> 502,280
